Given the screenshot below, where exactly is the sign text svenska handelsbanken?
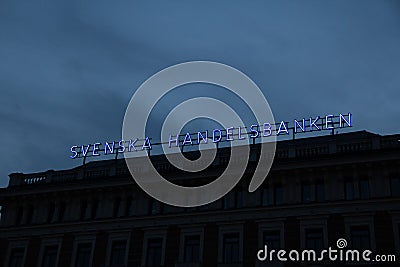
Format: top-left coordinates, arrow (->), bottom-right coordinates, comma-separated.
69,113 -> 352,159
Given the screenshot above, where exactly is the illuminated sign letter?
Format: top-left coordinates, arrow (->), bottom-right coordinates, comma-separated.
142,137 -> 152,150
81,144 -> 91,157
250,124 -> 259,138
169,134 -> 179,148
310,116 -> 321,131
339,113 -> 352,128
118,140 -> 125,153
182,133 -> 193,146
325,115 -> 334,129
277,121 -> 289,135
226,127 -> 234,141
70,146 -> 78,159
294,119 -> 306,133
238,127 -> 246,140
213,129 -> 222,143
263,123 -> 272,137
128,139 -> 138,152
104,141 -> 115,155
93,142 -> 101,156
198,131 -> 208,144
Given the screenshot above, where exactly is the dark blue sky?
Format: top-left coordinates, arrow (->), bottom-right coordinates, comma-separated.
1,1 -> 399,187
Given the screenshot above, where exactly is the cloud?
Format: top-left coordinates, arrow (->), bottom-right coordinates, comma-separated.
0,0 -> 399,187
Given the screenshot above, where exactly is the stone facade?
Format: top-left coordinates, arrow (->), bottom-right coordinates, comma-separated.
0,131 -> 399,267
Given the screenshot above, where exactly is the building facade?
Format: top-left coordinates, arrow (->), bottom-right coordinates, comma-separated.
0,131 -> 399,267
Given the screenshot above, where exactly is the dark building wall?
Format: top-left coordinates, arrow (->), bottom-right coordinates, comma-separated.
374,211 -> 395,253
0,238 -> 8,266
58,234 -> 74,267
92,231 -> 107,267
128,228 -> 143,267
285,216 -> 300,250
25,237 -> 40,266
243,220 -> 257,267
165,225 -> 180,267
0,131 -> 399,267
203,223 -> 218,267
328,214 -> 345,247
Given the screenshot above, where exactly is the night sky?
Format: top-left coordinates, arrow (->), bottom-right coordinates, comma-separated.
1,1 -> 399,187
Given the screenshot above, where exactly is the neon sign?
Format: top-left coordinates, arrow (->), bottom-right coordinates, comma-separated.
69,113 -> 352,159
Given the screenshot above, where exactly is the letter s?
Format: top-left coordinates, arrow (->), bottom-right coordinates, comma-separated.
70,145 -> 78,159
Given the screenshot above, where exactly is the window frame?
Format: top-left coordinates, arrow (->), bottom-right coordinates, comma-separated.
273,185 -> 283,205
105,231 -> 130,267
70,235 -> 96,267
390,176 -> 400,197
218,224 -> 243,264
301,182 -> 312,203
349,225 -> 371,250
344,215 -> 376,251
258,220 -> 285,251
300,218 -> 328,250
141,229 -> 167,267
4,239 -> 28,267
179,227 -> 204,263
37,237 -> 62,267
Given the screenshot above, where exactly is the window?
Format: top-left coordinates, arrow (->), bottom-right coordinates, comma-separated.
359,179 -> 370,199
390,177 -> 400,197
26,205 -> 34,224
222,233 -> 240,263
350,225 -> 370,250
223,189 -> 243,209
263,230 -> 281,249
146,238 -> 163,267
47,202 -> 55,223
125,195 -> 136,216
236,190 -> 243,208
110,240 -> 127,266
42,245 -> 58,267
113,198 -> 121,217
79,201 -> 87,220
274,185 -> 283,205
302,183 -> 312,203
179,229 -> 203,263
15,206 -> 23,225
58,202 -> 66,222
224,194 -> 234,210
345,180 -> 354,200
262,188 -> 269,206
301,181 -> 324,203
8,247 -> 25,267
91,199 -> 99,219
149,199 -> 162,215
315,181 -> 325,202
74,243 -> 92,267
184,235 -> 200,262
305,228 -> 324,251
